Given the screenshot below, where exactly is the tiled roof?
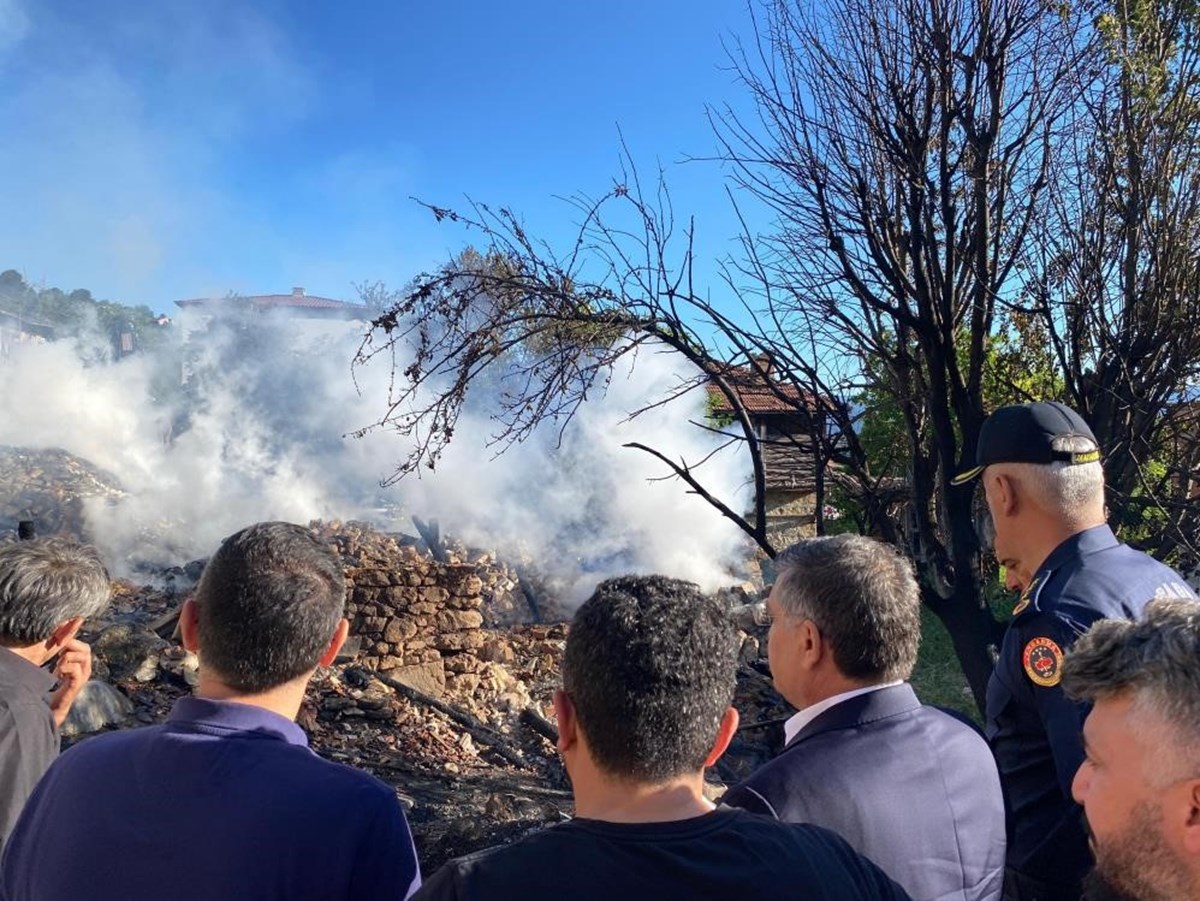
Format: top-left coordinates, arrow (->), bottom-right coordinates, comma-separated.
706,362 -> 821,414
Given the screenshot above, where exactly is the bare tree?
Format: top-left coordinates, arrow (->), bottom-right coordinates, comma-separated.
352,191 -> 833,558
707,0 -> 1092,707
1026,0 -> 1200,563
360,0 -> 1197,715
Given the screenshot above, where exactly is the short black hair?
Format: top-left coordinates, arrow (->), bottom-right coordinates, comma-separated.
773,535 -> 920,682
193,522 -> 345,693
563,574 -> 738,783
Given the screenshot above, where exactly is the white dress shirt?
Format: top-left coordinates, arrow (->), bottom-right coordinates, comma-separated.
782,681 -> 905,746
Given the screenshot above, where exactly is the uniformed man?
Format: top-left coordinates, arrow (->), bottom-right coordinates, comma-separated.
952,401 -> 1196,900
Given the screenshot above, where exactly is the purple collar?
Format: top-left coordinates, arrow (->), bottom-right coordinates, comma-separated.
167,696 -> 309,747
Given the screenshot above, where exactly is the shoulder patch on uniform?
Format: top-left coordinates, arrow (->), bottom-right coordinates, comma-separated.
1022,637 -> 1064,687
1011,575 -> 1040,617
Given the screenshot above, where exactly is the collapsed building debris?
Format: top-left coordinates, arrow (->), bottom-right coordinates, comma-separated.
0,445 -> 125,539
0,451 -> 790,872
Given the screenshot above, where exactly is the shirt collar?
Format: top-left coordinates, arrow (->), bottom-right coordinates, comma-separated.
0,645 -> 57,696
783,681 -> 904,746
1037,524 -> 1119,576
167,696 -> 309,747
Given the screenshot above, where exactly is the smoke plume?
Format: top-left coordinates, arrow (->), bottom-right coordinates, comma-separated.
0,305 -> 750,601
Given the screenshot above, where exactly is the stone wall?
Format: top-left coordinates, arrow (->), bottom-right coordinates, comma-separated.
762,488 -> 817,548
326,526 -> 492,700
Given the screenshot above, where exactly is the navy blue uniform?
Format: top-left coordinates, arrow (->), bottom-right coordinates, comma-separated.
987,524 -> 1195,898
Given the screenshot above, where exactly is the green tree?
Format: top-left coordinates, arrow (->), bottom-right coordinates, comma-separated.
0,268 -> 171,355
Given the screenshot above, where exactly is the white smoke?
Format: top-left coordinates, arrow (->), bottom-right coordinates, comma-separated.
0,306 -> 751,601
387,340 -> 754,599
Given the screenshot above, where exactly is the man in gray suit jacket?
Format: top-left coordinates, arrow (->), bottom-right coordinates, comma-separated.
723,535 -> 1006,901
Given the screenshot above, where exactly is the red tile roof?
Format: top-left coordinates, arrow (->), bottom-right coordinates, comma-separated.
706,362 -> 821,415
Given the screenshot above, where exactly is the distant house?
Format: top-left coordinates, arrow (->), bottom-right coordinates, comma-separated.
174,287 -> 372,322
0,309 -> 55,361
707,354 -> 836,548
173,287 -> 374,369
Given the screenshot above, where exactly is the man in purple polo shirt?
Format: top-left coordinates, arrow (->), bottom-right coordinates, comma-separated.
1,521 -> 421,901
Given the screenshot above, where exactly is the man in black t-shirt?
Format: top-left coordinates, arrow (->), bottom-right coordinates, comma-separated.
414,575 -> 909,901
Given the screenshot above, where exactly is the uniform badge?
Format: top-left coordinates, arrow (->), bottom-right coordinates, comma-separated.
1011,576 -> 1039,618
1022,637 -> 1064,687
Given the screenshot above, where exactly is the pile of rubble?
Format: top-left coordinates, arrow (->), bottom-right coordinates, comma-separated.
0,445 -> 124,539
53,517 -> 787,873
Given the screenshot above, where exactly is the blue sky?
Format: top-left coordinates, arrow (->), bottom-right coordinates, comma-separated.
0,0 -> 764,314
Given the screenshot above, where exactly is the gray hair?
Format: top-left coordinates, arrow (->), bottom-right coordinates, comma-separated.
1063,598 -> 1200,779
0,538 -> 111,645
773,534 -> 921,682
1004,435 -> 1105,526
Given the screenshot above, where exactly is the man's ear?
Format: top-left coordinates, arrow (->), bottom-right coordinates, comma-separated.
46,616 -> 83,651
179,599 -> 201,653
553,689 -> 577,755
1182,780 -> 1200,857
704,706 -> 740,768
987,470 -> 1019,519
799,620 -> 822,671
317,619 -> 350,668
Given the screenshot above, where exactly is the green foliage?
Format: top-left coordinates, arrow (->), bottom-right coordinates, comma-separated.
911,574 -> 1023,724
977,315 -> 1064,409
1117,457 -> 1174,550
704,389 -> 736,428
910,607 -> 978,721
0,269 -> 170,352
856,386 -> 910,477
1096,0 -> 1199,109
854,314 -> 1064,483
444,247 -> 625,358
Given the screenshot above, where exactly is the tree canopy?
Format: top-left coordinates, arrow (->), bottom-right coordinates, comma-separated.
0,269 -> 169,353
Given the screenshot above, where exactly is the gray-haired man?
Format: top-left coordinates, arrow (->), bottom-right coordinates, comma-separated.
0,538 -> 110,851
723,535 -> 1006,901
1063,599 -> 1200,901
955,401 -> 1196,899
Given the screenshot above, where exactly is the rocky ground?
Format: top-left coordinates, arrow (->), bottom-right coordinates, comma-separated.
0,445 -> 124,539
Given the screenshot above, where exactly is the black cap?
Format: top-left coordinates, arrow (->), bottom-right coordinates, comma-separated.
951,401 -> 1100,485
